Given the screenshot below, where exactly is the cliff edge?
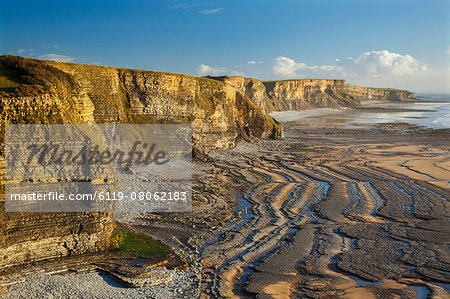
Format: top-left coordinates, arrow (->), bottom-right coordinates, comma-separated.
209,76 -> 415,112
0,55 -> 416,284
0,55 -> 281,153
0,55 -> 281,277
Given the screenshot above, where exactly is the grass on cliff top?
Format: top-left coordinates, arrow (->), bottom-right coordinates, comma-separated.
361,86 -> 412,93
0,70 -> 21,91
112,227 -> 171,257
373,87 -> 407,92
117,67 -> 224,84
0,55 -> 78,96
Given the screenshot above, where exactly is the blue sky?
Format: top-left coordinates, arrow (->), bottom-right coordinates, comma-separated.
0,0 -> 449,92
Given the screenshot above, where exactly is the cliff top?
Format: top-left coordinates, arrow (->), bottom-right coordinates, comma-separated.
262,78 -> 345,83
1,56 -> 414,96
0,55 -> 224,97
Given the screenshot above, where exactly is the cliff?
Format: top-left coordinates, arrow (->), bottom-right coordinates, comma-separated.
0,55 -> 281,276
263,79 -> 359,110
208,76 -> 277,112
0,57 -> 115,274
211,76 -> 415,112
0,56 -> 280,153
343,83 -> 416,102
0,158 -> 116,272
0,55 -> 416,282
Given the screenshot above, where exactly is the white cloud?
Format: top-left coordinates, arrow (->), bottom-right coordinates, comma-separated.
273,50 -> 430,78
200,7 -> 224,14
17,48 -> 34,54
38,54 -> 74,62
446,45 -> 450,55
198,64 -> 243,76
248,61 -> 256,65
167,2 -> 201,10
198,64 -> 227,76
336,50 -> 430,76
167,1 -> 225,15
273,56 -> 307,76
270,50 -> 448,92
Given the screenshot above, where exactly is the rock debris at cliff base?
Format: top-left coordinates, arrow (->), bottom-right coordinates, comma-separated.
132,121 -> 447,298
1,55 -> 440,299
6,120 -> 448,298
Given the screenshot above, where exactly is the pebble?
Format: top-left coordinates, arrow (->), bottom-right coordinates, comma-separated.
5,268 -> 201,299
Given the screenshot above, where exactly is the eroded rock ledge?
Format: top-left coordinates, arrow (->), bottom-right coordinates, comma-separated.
0,55 -> 281,285
0,55 -> 281,154
210,76 -> 415,112
0,55 -> 416,291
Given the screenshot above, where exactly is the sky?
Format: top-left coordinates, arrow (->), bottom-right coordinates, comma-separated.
0,0 -> 449,92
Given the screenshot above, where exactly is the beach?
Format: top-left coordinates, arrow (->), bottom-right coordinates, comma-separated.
4,99 -> 450,298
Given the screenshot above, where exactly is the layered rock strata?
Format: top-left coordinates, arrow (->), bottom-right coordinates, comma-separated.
44,60 -> 281,153
0,55 -> 280,278
0,55 -> 416,289
211,76 -> 415,112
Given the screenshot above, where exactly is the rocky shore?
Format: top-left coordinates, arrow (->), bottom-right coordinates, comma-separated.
1,56 -> 446,298
6,109 -> 448,298
194,119 -> 449,298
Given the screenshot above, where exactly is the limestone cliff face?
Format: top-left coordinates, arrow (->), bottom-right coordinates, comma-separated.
0,56 -> 118,273
42,62 -> 130,124
213,76 -> 415,113
0,55 -> 281,274
216,76 -> 275,112
0,54 -> 415,275
263,79 -> 359,110
343,83 -> 416,101
0,205 -> 116,271
116,69 -> 280,152
263,79 -> 415,111
42,61 -> 280,152
0,158 -> 116,271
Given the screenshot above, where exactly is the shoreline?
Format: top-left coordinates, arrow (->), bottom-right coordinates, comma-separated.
271,98 -> 450,130
3,111 -> 450,298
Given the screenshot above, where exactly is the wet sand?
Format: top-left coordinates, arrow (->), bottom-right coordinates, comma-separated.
190,109 -> 449,298
113,107 -> 449,298
6,107 -> 449,298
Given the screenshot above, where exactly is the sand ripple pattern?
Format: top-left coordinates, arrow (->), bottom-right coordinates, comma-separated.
197,127 -> 449,298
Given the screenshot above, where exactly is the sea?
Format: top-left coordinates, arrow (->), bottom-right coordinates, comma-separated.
355,94 -> 450,129
270,94 -> 450,129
